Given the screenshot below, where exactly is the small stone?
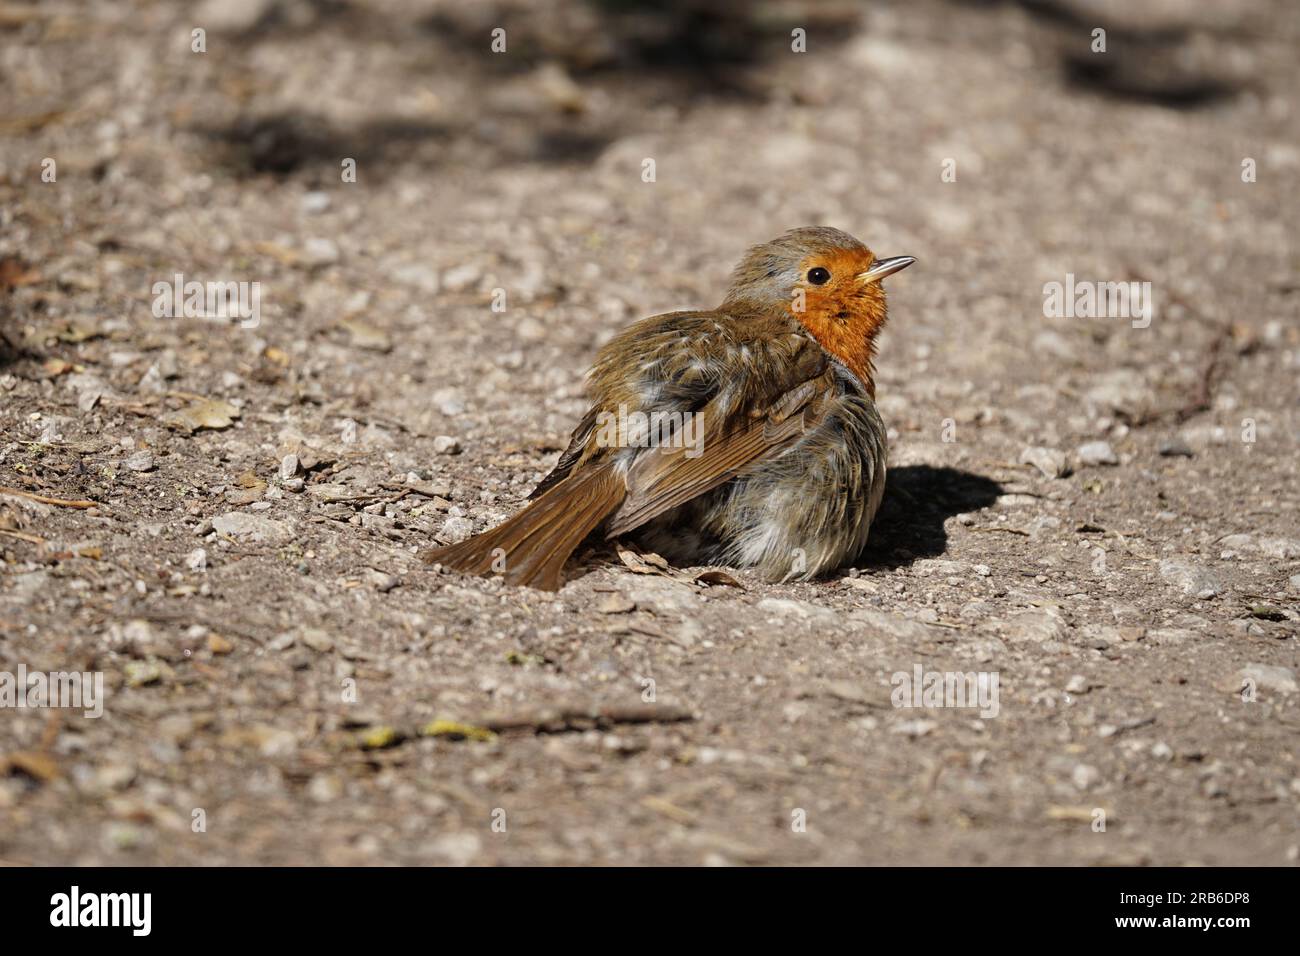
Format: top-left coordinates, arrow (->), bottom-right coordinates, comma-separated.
1076,440 -> 1118,467
441,264 -> 482,292
308,774 -> 344,802
301,237 -> 339,267
597,593 -> 636,614
1064,675 -> 1090,694
280,453 -> 300,479
367,570 -> 400,593
1151,741 -> 1173,761
123,450 -> 156,472
427,831 -> 482,866
890,719 -> 936,738
1002,610 -> 1069,643
438,516 -> 474,545
212,512 -> 293,544
433,435 -> 461,455
95,763 -> 138,791
973,564 -> 991,577
756,598 -> 837,624
1238,663 -> 1297,694
283,477 -> 304,492
301,191 -> 331,214
1019,446 -> 1070,479
1158,559 -> 1223,599
1158,438 -> 1194,458
823,680 -> 874,705
124,661 -> 163,688
300,629 -> 335,653
208,634 -> 234,655
194,0 -> 272,33
185,548 -> 207,572
392,263 -> 440,293
1071,763 -> 1100,790
267,632 -> 296,652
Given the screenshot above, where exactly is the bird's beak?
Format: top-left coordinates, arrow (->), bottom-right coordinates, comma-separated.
857,256 -> 916,284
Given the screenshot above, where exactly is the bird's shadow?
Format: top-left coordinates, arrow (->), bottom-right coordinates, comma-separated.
853,465 -> 1003,571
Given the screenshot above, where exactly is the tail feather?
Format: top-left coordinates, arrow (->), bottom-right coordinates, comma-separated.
422,466 -> 624,590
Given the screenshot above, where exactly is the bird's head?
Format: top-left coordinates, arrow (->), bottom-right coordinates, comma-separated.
722,226 -> 914,394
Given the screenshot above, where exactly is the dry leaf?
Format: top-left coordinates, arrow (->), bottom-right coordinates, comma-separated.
4,751 -> 59,782
694,568 -> 744,589
165,398 -> 240,433
616,546 -> 660,575
0,256 -> 41,291
234,470 -> 266,490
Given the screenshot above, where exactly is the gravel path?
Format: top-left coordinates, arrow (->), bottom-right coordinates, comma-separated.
1,0 -> 1296,865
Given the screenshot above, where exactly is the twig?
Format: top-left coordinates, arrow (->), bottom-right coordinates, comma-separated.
0,528 -> 45,544
480,704 -> 694,734
0,487 -> 101,509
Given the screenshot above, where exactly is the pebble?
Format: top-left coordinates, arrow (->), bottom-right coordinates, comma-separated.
1076,440 -> 1118,466
301,191 -> 331,214
392,263 -> 441,293
308,774 -> 344,803
1157,559 -> 1223,599
1238,663 -> 1297,694
212,511 -> 293,544
438,516 -> 474,544
756,598 -> 838,624
433,435 -> 461,455
597,593 -> 636,614
1064,675 -> 1090,694
266,633 -> 296,652
1158,438 -> 1194,458
367,569 -> 400,592
1019,446 -> 1069,479
194,0 -> 271,32
185,548 -> 207,572
1071,763 -> 1100,790
441,264 -> 482,292
1002,609 -> 1069,643
280,453 -> 300,479
123,451 -> 156,472
300,629 -> 335,653
301,237 -> 340,267
427,831 -> 482,866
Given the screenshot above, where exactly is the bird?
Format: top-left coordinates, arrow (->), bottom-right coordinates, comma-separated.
424,226 -> 914,590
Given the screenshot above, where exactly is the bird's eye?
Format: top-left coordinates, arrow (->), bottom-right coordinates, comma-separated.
807,267 -> 831,285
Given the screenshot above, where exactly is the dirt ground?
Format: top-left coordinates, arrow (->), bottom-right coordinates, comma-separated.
1,0 -> 1297,865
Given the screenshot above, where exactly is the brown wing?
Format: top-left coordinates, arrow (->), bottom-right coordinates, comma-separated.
604,369 -> 836,538
529,407 -> 599,500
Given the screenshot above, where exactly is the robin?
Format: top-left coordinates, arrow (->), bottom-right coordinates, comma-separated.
425,226 -> 914,589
